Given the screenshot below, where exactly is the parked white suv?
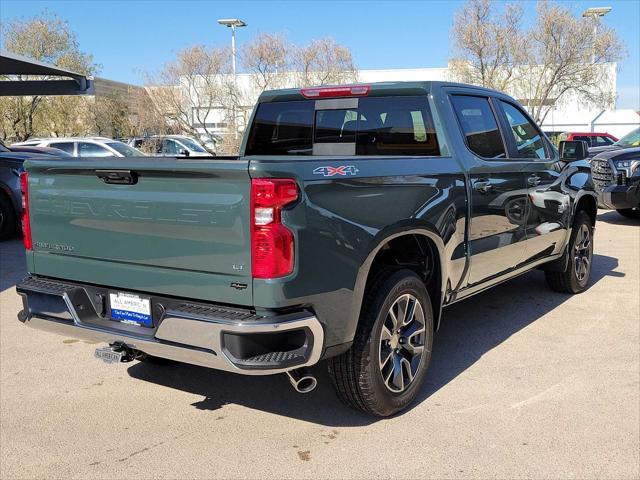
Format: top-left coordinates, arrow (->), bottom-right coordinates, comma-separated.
127,135 -> 214,157
12,137 -> 144,157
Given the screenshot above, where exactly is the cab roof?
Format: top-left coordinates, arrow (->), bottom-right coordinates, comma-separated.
258,81 -> 507,103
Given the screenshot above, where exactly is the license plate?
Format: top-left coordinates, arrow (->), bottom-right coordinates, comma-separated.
94,346 -> 124,364
109,292 -> 152,327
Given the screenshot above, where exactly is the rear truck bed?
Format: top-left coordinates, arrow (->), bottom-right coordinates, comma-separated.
17,157 -> 323,374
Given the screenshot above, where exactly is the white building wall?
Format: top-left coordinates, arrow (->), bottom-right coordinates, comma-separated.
188,64 -> 639,139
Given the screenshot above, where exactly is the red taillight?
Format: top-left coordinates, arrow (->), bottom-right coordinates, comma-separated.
19,172 -> 32,250
251,178 -> 298,279
300,85 -> 370,99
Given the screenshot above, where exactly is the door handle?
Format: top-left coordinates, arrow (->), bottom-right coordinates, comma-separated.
527,174 -> 541,187
473,179 -> 493,194
95,170 -> 138,185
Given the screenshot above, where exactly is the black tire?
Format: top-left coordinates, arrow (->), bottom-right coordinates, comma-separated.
0,196 -> 18,240
545,211 -> 593,294
616,207 -> 640,219
328,269 -> 434,417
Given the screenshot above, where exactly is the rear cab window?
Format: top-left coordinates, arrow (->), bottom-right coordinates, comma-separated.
245,95 -> 442,157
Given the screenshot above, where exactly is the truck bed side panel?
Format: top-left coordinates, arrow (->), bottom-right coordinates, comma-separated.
249,156 -> 467,347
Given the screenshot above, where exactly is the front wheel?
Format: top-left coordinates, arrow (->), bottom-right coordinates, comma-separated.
328,269 -> 433,417
545,210 -> 594,294
616,207 -> 640,219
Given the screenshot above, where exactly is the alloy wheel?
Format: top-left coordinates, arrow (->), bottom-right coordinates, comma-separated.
378,293 -> 426,393
574,224 -> 592,282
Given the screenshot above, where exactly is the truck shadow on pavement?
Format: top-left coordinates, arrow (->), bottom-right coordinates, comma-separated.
0,237 -> 25,292
596,210 -> 639,226
127,253 -> 622,426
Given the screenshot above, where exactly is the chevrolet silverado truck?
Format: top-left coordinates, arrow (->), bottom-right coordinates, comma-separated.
16,82 -> 597,416
589,127 -> 640,219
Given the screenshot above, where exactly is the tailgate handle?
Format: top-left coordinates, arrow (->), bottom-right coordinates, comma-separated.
95,170 -> 138,185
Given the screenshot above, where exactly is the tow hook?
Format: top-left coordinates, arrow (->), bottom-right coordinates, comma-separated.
286,368 -> 318,393
94,342 -> 140,364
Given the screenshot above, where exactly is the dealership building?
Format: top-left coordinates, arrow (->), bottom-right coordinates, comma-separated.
188,63 -> 639,141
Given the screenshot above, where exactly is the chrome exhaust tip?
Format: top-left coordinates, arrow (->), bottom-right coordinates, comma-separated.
286,368 -> 318,394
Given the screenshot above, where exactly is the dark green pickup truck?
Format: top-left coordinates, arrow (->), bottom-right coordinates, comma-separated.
17,82 -> 597,416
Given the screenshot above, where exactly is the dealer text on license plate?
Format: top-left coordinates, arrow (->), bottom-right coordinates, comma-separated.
109,292 -> 152,327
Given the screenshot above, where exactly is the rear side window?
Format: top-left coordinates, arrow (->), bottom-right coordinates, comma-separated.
451,95 -> 506,159
48,142 -> 75,154
245,96 -> 441,156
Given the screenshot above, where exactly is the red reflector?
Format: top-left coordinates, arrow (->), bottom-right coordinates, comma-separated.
251,179 -> 298,279
19,172 -> 32,250
300,85 -> 370,99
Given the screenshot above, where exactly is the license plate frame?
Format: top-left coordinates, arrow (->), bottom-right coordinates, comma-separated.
94,346 -> 124,364
109,291 -> 152,327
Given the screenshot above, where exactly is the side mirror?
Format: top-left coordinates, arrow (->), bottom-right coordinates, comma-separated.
178,148 -> 190,157
559,140 -> 588,161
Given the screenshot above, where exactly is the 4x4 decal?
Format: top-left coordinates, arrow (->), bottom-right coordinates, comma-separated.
313,165 -> 359,177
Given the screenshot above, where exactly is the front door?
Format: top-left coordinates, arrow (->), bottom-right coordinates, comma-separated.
450,94 -> 529,286
496,100 -> 570,263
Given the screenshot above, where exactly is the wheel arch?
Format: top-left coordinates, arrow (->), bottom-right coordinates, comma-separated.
348,225 -> 448,337
574,192 -> 597,227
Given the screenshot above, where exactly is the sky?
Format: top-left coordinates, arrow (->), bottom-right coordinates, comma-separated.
1,0 -> 638,109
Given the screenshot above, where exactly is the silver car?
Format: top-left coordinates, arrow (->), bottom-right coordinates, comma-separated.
13,137 -> 144,157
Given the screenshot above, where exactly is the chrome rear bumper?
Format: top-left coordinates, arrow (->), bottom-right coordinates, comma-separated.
16,276 -> 324,375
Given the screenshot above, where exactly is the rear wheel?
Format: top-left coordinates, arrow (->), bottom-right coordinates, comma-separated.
328,269 -> 433,417
545,211 -> 593,294
616,207 -> 640,219
0,196 -> 17,240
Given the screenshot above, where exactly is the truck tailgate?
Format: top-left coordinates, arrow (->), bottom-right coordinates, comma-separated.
25,157 -> 253,305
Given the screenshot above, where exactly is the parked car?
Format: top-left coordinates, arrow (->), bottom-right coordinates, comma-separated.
587,126 -> 640,158
16,81 -> 597,416
561,131 -> 618,149
127,135 -> 213,157
13,137 -> 144,157
589,128 -> 640,218
198,133 -> 221,154
0,141 -> 70,239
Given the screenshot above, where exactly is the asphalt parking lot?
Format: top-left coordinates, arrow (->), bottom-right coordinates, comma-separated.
0,210 -> 638,479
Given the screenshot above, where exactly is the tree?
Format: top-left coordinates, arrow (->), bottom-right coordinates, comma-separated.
515,1 -> 624,123
293,38 -> 358,87
450,0 -> 625,123
450,0 -> 524,92
0,12 -> 97,141
241,32 -> 290,91
147,45 -> 234,147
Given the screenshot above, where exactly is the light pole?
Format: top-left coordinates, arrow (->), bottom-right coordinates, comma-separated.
218,18 -> 247,139
582,7 -> 612,63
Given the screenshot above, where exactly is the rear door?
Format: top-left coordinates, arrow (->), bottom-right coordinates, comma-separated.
495,100 -> 570,262
26,157 -> 253,305
449,94 -> 529,286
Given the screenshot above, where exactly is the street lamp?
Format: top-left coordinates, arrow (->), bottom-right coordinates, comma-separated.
217,18 -> 247,139
582,7 -> 612,63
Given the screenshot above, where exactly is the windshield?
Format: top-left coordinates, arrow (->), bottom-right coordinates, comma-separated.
176,137 -> 207,152
106,142 -> 144,157
616,127 -> 640,148
0,141 -> 8,152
